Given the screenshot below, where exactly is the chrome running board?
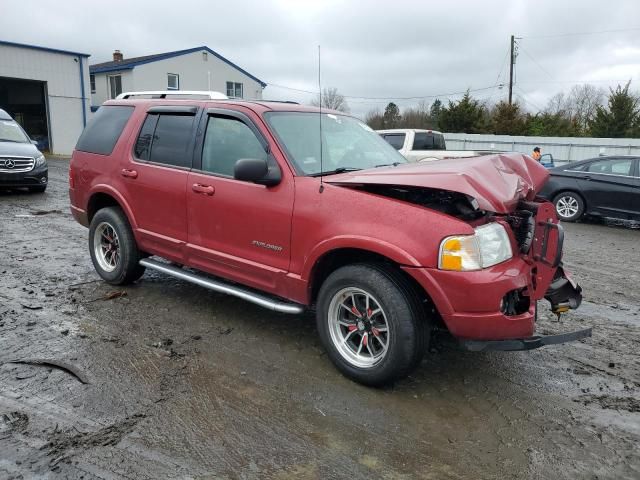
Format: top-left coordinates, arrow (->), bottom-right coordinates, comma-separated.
139,258 -> 305,315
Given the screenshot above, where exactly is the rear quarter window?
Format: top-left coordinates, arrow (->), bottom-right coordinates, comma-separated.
382,133 -> 405,150
412,132 -> 445,150
75,105 -> 134,155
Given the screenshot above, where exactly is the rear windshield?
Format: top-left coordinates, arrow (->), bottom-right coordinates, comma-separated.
412,132 -> 446,150
76,105 -> 134,155
0,119 -> 30,144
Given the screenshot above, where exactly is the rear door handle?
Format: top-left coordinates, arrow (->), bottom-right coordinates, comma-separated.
581,175 -> 592,181
192,183 -> 215,195
121,169 -> 138,179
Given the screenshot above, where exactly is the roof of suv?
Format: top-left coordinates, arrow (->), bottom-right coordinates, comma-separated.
103,99 -> 343,116
377,128 -> 444,135
0,108 -> 13,121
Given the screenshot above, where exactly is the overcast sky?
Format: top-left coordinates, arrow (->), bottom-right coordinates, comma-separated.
4,0 -> 640,117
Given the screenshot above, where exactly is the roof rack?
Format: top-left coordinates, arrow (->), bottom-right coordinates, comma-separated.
116,91 -> 228,100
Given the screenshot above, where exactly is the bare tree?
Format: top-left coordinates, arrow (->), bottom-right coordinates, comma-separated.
311,87 -> 350,113
364,108 -> 385,129
567,84 -> 606,134
545,92 -> 570,116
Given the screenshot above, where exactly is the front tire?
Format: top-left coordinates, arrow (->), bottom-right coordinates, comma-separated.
553,191 -> 584,222
88,207 -> 145,285
316,264 -> 429,386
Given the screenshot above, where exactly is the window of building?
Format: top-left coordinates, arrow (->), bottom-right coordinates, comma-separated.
167,73 -> 179,90
134,113 -> 195,168
90,74 -> 96,94
201,115 -> 267,177
76,106 -> 134,155
108,75 -> 122,99
226,82 -> 243,98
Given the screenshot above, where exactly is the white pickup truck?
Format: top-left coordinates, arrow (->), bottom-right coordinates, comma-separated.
377,128 -> 493,162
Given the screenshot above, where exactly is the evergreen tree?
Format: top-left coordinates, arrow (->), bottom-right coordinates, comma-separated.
383,102 -> 401,128
490,101 -> 527,135
437,91 -> 486,133
589,82 -> 640,138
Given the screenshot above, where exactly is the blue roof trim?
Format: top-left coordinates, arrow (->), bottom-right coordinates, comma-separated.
0,39 -> 90,57
90,65 -> 135,74
90,46 -> 266,88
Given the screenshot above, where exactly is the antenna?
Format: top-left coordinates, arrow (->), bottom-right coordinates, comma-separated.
318,45 -> 324,193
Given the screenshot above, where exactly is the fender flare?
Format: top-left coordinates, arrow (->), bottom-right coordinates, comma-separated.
87,184 -> 138,230
301,236 -> 455,317
301,235 -> 422,282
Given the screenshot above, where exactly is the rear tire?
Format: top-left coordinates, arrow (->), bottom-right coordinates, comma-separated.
316,264 -> 429,386
89,207 -> 145,285
553,191 -> 584,222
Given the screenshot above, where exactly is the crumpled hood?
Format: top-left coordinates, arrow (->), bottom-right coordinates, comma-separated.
327,153 -> 549,213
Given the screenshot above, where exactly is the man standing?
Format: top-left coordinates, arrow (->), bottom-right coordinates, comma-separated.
532,146 -> 542,161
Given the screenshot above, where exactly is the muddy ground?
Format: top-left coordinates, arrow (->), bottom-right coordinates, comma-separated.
0,157 -> 638,479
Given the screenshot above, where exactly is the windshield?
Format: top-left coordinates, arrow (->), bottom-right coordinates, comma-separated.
0,119 -> 30,143
265,112 -> 407,175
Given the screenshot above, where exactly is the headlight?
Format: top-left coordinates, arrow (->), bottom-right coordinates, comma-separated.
439,223 -> 513,271
34,154 -> 46,167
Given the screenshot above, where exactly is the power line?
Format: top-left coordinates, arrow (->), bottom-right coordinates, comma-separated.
486,46 -> 511,104
521,26 -> 640,39
517,79 -> 629,85
517,42 -> 555,80
265,82 -> 499,101
514,86 -> 544,112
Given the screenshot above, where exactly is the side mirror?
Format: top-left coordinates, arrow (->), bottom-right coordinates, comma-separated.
234,158 -> 281,186
30,139 -> 38,145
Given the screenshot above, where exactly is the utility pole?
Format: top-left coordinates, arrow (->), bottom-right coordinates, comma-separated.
508,35 -> 515,105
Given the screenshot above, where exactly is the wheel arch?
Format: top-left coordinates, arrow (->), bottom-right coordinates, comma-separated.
86,186 -> 137,229
306,247 -> 444,327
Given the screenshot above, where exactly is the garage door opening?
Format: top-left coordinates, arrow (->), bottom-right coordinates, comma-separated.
0,77 -> 50,153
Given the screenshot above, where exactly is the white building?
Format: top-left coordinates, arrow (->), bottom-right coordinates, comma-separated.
0,40 -> 91,155
90,46 -> 266,108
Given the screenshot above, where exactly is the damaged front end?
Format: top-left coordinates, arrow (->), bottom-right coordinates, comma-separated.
463,199 -> 588,352
329,153 -> 587,351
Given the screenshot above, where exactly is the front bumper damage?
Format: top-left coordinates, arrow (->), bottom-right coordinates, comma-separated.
461,263 -> 587,352
461,327 -> 592,351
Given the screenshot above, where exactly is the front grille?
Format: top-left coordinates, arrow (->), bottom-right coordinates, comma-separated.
0,156 -> 35,173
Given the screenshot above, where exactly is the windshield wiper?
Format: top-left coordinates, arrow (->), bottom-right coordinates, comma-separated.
0,139 -> 23,143
374,162 -> 402,168
309,167 -> 362,177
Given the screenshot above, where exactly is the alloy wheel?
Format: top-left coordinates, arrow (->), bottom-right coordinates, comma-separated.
327,287 -> 390,368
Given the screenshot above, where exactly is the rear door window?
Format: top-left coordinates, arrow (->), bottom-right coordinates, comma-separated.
586,158 -> 633,176
76,105 -> 134,155
382,133 -> 405,150
134,113 -> 196,168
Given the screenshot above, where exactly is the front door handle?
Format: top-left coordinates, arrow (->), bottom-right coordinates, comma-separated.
121,169 -> 138,179
581,175 -> 592,181
192,183 -> 215,195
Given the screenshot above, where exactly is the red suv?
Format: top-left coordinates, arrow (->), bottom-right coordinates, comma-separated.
69,95 -> 587,385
